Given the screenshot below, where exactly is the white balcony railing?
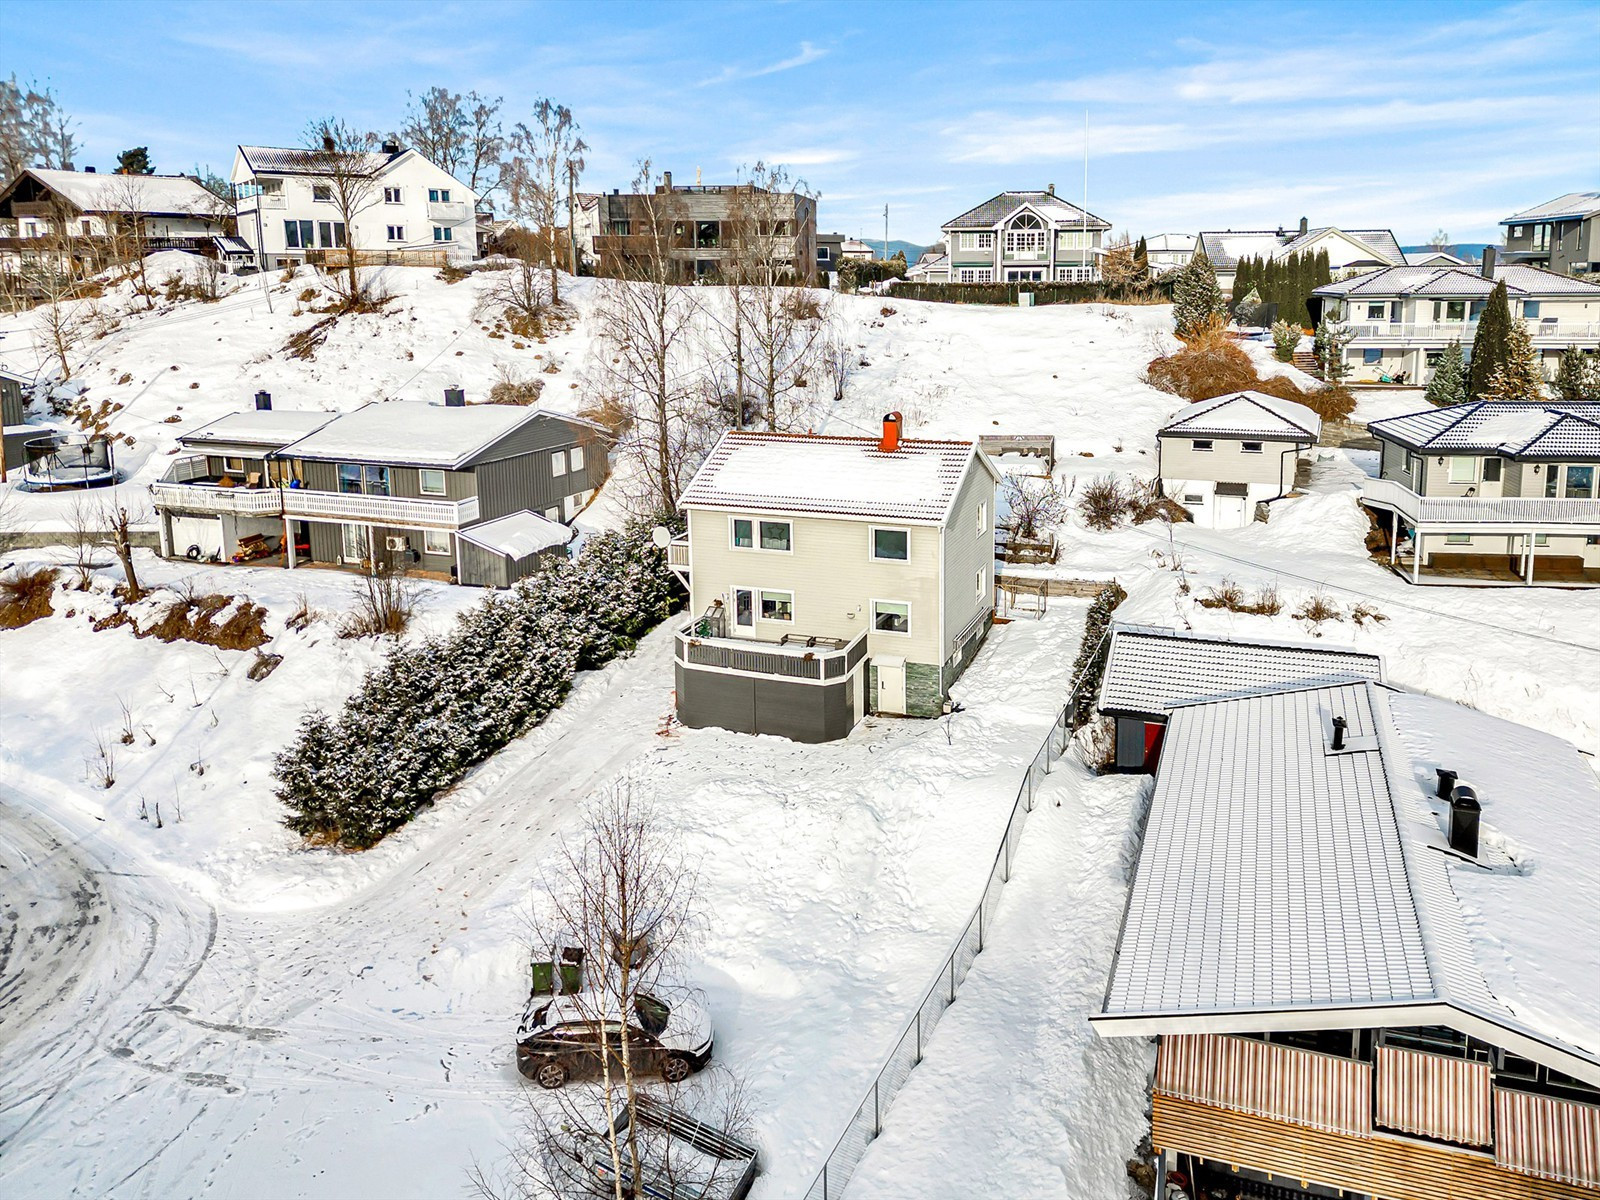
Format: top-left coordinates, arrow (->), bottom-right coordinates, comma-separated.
1003,246 -> 1049,263
427,201 -> 472,224
1359,476 -> 1600,529
1343,320 -> 1600,343
236,192 -> 286,211
150,458 -> 286,516
673,621 -> 868,683
282,488 -> 479,529
667,536 -> 689,570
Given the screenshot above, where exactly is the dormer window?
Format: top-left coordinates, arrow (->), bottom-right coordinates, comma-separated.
1004,212 -> 1046,256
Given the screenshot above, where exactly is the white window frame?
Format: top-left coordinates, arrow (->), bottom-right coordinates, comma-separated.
423,529 -> 451,556
758,588 -> 794,623
312,184 -> 333,203
386,224 -> 405,242
569,446 -> 585,472
975,566 -> 988,601
730,517 -> 754,549
1366,303 -> 1387,320
758,519 -> 792,553
551,451 -> 567,477
1193,439 -> 1214,452
428,187 -> 451,203
1447,456 -> 1478,484
433,225 -> 452,242
870,598 -> 912,636
1004,229 -> 1046,256
384,186 -> 403,204
222,456 -> 246,473
1446,533 -> 1472,545
418,468 -> 447,496
870,526 -> 910,562
976,500 -> 987,537
1241,441 -> 1264,454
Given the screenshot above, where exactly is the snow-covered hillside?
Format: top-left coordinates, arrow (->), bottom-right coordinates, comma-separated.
4,274 -> 1600,1200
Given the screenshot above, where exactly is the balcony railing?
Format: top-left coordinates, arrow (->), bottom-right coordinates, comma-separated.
666,535 -> 689,579
1359,476 -> 1600,528
150,457 -> 285,515
674,622 -> 868,683
427,201 -> 472,223
283,488 -> 479,529
1342,320 -> 1600,343
1003,246 -> 1049,262
236,192 -> 286,211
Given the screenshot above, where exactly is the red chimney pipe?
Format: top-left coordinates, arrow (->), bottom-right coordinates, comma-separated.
880,411 -> 902,452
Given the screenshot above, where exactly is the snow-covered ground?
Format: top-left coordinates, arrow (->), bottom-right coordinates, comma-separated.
5,274 -> 1600,1199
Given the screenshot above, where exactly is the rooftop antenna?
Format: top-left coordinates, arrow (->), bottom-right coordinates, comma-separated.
1082,109 -> 1089,280
883,203 -> 889,262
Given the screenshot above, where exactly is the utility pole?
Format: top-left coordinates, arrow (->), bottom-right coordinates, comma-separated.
883,204 -> 889,262
243,182 -> 273,313
1081,109 -> 1089,281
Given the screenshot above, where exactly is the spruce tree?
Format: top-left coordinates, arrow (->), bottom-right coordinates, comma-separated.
1425,340 -> 1467,407
1483,317 -> 1546,402
1469,280 -> 1513,398
1554,345 -> 1600,402
1133,236 -> 1149,282
1173,248 -> 1224,337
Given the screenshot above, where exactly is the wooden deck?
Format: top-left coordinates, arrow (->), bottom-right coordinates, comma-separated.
1155,1094 -> 1598,1199
1379,552 -> 1600,587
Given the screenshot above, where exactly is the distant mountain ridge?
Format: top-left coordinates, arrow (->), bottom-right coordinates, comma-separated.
1402,243 -> 1492,262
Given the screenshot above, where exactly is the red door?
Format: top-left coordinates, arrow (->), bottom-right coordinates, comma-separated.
1143,722 -> 1165,772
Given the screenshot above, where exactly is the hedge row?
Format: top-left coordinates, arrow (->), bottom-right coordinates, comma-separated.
887,279 -> 1174,307
274,526 -> 681,849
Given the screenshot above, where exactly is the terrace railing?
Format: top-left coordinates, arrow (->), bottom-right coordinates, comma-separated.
1359,476 -> 1600,529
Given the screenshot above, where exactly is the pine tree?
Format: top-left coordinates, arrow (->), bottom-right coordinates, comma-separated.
1232,255 -> 1253,311
1483,317 -> 1546,402
1425,340 -> 1468,407
1314,316 -> 1356,384
116,146 -> 153,174
1554,345 -> 1600,402
1469,280 -> 1513,398
1133,236 -> 1149,282
1173,247 -> 1224,337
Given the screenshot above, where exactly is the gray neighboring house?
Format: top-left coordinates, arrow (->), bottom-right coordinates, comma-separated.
1500,192 -> 1600,277
1199,217 -> 1405,294
816,231 -> 845,276
905,245 -> 949,283
1097,623 -> 1385,771
2,367 -> 48,477
149,392 -> 607,586
940,188 -> 1109,283
1359,399 -> 1600,586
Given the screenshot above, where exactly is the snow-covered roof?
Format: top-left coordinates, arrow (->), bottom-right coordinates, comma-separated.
1142,233 -> 1195,253
1500,191 -> 1600,226
1096,677 -> 1600,1084
1316,263 -> 1600,299
277,401 -> 546,468
679,430 -> 991,525
1097,624 -> 1384,717
1159,390 -> 1322,442
1197,227 -> 1404,271
1404,250 -> 1469,266
1368,401 -> 1600,460
237,144 -> 398,178
181,409 -> 335,450
459,510 -> 571,558
907,251 -> 948,277
3,169 -> 221,218
944,192 -> 1110,231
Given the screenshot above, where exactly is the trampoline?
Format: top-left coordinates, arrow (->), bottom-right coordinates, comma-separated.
19,431 -> 118,490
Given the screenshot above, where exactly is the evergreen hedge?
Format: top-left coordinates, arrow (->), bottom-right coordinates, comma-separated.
275,526 -> 681,849
1068,582 -> 1127,729
888,279 -> 1173,307
838,256 -> 907,291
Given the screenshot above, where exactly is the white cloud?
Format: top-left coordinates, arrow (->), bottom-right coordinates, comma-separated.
697,41 -> 828,87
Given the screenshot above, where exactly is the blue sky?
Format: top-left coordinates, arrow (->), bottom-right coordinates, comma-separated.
6,0 -> 1598,246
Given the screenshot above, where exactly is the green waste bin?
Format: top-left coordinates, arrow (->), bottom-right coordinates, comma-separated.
531,960 -> 555,995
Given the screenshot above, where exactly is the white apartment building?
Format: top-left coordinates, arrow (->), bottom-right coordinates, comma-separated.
231,139 -> 477,269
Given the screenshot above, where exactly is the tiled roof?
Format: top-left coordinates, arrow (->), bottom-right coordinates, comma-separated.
1197,227 -> 1404,271
1500,191 -> 1600,225
1097,624 -> 1383,717
679,430 -> 987,524
1368,401 -> 1600,459
238,144 -> 399,177
1159,390 -> 1322,441
1316,263 -> 1600,299
943,191 -> 1109,231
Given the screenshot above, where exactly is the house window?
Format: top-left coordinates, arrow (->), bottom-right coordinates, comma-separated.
1058,231 -> 1092,250
1535,533 -> 1549,546
222,456 -> 246,473
433,226 -> 453,242
759,520 -> 792,551
419,468 -> 447,496
1447,456 -> 1477,484
82,220 -> 92,236
1426,349 -> 1444,366
1567,464 -> 1596,499
1004,228 -> 1046,256
384,187 -> 402,204
1192,439 -> 1214,452
959,231 -> 994,251
1546,464 -> 1560,498
872,527 -> 909,561
1366,303 -> 1387,320
759,590 -> 793,622
569,446 -> 584,473
1483,457 -> 1502,482
337,464 -> 390,495
1242,441 -> 1263,454
551,451 -> 567,477
318,221 -> 347,248
976,501 -> 987,536
731,518 -> 753,548
428,188 -> 451,203
386,225 -> 405,242
284,219 -> 314,249
312,184 -> 332,202
1523,301 -> 1541,318
423,530 -> 451,556
817,246 -> 831,262
975,566 -> 988,600
1446,533 -> 1472,545
1364,348 -> 1383,365
872,600 -> 910,634
1446,300 -> 1466,320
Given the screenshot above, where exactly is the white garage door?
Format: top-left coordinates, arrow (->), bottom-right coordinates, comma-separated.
170,515 -> 224,561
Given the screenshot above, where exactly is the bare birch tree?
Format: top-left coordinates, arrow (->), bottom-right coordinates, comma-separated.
103,173 -> 155,307
504,102 -> 586,306
0,75 -> 77,177
27,199 -> 92,378
402,87 -> 504,198
303,118 -> 381,306
95,496 -> 147,601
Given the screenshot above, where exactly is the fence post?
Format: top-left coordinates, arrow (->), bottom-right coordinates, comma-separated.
949,955 -> 956,1003
915,1010 -> 922,1063
874,1078 -> 881,1136
978,894 -> 985,952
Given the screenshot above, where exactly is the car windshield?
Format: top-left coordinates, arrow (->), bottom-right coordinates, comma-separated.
634,996 -> 670,1036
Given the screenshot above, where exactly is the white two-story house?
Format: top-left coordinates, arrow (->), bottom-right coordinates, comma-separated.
1360,400 -> 1600,585
1313,251 -> 1600,385
1156,391 -> 1322,527
668,415 -> 1001,742
1199,218 -> 1404,295
231,139 -> 477,269
939,189 -> 1109,283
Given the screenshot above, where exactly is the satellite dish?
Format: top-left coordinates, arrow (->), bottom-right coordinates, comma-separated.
650,525 -> 671,548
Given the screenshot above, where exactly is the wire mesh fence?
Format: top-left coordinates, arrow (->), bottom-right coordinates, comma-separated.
800,628 -> 1110,1200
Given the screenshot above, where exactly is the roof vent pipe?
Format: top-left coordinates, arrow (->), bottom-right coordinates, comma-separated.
879,411 -> 902,453
1481,245 -> 1497,279
1330,715 -> 1348,751
84,165 -> 97,174
254,390 -> 272,411
1436,767 -> 1458,799
1299,216 -> 1309,236
1449,783 -> 1481,858
444,387 -> 465,407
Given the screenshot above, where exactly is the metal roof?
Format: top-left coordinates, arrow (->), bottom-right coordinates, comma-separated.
1097,624 -> 1384,718
1368,401 -> 1600,460
1500,191 -> 1600,226
943,191 -> 1110,231
1159,390 -> 1322,442
237,144 -> 399,177
678,430 -> 991,524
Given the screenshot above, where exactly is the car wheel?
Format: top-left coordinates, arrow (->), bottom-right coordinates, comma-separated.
661,1054 -> 692,1084
535,1062 -> 568,1090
